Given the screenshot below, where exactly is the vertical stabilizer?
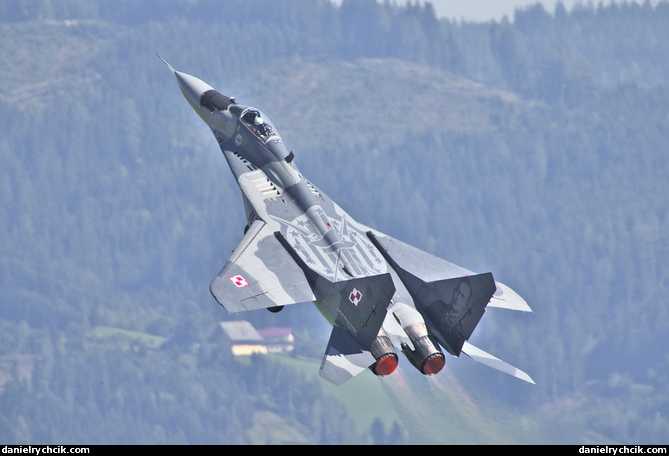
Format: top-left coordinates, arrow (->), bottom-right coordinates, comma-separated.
319,326 -> 375,386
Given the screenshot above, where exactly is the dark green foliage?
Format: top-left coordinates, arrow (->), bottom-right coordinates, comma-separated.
485,1 -> 669,102
0,334 -> 362,444
1,0 -> 668,444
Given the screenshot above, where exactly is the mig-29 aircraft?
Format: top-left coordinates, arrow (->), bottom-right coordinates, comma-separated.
160,57 -> 534,387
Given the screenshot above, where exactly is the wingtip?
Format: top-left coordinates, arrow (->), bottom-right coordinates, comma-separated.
517,370 -> 536,385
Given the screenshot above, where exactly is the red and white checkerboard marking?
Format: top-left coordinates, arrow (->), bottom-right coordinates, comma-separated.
349,286 -> 362,306
229,275 -> 250,287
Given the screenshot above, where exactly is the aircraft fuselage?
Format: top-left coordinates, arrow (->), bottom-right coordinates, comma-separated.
162,57 -> 535,386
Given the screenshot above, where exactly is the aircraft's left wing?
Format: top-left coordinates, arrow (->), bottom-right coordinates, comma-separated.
210,219 -> 316,313
366,228 -> 532,312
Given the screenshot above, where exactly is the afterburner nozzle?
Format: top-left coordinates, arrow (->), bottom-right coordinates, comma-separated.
369,331 -> 398,377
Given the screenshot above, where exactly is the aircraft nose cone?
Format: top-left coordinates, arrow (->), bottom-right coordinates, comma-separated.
158,55 -> 216,110
174,70 -> 214,109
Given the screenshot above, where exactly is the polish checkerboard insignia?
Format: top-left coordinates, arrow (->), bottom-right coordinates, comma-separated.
349,286 -> 362,306
229,275 -> 250,287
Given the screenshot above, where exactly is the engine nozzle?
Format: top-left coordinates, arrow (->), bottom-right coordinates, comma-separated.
369,331 -> 398,377
401,322 -> 445,376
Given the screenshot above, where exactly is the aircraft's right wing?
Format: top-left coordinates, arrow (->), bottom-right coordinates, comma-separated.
209,219 -> 316,313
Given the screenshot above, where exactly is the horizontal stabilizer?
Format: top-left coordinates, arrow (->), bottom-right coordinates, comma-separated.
461,341 -> 535,384
488,281 -> 533,312
320,326 -> 375,386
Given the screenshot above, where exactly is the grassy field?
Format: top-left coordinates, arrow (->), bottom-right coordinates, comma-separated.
267,354 -> 401,433
91,325 -> 165,349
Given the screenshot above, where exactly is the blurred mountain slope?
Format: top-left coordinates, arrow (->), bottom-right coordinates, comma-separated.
0,0 -> 668,444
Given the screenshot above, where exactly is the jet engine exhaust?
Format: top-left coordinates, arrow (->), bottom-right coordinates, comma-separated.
401,322 -> 445,376
369,330 -> 398,377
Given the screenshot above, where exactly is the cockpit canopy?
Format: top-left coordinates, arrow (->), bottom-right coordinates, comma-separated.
199,88 -> 282,147
241,108 -> 274,139
236,106 -> 280,144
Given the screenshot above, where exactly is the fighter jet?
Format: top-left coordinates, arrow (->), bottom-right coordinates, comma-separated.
160,57 -> 534,386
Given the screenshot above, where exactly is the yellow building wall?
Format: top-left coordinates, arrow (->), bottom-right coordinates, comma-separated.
231,344 -> 268,356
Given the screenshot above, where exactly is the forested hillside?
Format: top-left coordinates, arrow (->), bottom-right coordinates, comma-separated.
0,0 -> 668,444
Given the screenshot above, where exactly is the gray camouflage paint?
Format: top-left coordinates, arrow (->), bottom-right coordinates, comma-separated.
162,58 -> 535,386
